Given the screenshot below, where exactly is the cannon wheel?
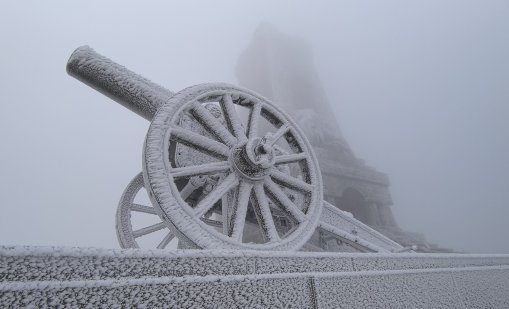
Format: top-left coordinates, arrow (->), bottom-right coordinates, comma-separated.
143,83 -> 323,251
116,172 -> 176,249
116,172 -> 225,249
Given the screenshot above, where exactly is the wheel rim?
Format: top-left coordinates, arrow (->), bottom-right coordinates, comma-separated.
143,83 -> 323,251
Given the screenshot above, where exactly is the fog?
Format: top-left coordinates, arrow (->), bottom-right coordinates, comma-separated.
1,1 -> 508,253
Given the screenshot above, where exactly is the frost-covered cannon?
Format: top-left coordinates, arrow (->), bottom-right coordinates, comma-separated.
67,46 -> 401,252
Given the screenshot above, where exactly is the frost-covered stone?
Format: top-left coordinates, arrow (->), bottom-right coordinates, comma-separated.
1,246 -> 509,308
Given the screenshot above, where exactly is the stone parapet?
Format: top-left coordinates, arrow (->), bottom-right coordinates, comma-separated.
1,246 -> 509,307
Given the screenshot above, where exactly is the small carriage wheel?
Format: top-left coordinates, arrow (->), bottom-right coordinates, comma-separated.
116,172 -> 224,249
116,172 -> 175,249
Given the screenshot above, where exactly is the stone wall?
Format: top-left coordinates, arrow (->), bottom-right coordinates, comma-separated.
1,246 -> 509,307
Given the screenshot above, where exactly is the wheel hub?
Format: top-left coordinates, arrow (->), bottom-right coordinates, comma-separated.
231,137 -> 276,180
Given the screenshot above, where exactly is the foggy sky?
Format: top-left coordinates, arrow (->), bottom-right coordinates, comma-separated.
1,1 -> 508,253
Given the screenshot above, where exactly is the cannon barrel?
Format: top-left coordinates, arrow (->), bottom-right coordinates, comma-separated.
66,46 -> 174,120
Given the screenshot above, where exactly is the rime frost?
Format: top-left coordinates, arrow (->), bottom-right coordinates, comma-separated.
1,245 -> 509,307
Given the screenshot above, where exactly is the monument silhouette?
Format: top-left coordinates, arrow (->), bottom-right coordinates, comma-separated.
236,24 -> 446,252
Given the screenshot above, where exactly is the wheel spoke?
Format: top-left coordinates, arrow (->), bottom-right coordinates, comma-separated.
221,193 -> 231,235
171,161 -> 230,178
228,181 -> 253,241
247,103 -> 261,139
171,128 -> 230,158
270,169 -> 314,193
157,232 -> 175,249
221,94 -> 247,143
264,178 -> 306,223
268,124 -> 290,146
194,173 -> 239,218
180,179 -> 201,200
133,222 -> 167,238
131,204 -> 157,215
252,183 -> 280,242
191,102 -> 237,147
274,152 -> 308,165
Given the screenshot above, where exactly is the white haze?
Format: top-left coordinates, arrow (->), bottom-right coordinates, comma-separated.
0,1 -> 508,253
